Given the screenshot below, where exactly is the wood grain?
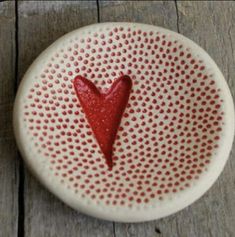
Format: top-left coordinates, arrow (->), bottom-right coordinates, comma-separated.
99,0 -> 178,31
99,1 -> 235,237
18,1 -> 113,237
0,2 -> 18,237
175,2 -> 235,237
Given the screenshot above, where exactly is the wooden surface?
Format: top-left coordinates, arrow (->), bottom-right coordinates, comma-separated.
0,1 -> 234,236
0,2 -> 18,237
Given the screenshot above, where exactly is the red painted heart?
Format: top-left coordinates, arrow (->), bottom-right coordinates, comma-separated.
73,75 -> 132,170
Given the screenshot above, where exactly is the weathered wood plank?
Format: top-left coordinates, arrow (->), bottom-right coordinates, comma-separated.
174,2 -> 235,237
99,1 -> 235,237
0,2 -> 18,237
99,0 -> 178,32
18,1 -> 114,237
99,1 -> 179,236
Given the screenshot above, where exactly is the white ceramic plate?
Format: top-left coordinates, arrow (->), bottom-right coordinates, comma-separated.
14,23 -> 234,222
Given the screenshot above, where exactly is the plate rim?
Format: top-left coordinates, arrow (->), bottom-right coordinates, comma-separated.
13,22 -> 235,222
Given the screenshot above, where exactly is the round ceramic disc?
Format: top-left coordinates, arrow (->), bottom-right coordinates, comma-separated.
14,23 -> 234,222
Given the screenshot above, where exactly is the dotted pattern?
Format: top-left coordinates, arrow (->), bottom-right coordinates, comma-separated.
22,25 -> 224,206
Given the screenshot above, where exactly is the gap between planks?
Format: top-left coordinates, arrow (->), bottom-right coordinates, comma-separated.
14,0 -> 25,237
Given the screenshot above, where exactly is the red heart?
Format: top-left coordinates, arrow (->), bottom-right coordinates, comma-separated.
73,75 -> 132,170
